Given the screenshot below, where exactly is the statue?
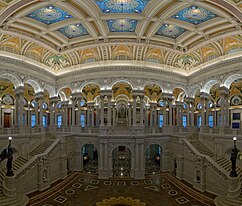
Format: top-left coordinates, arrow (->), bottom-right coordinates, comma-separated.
230,146 -> 239,177
0,143 -> 14,176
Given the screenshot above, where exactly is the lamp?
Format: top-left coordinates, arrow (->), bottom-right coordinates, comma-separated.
6,136 -> 14,176
230,137 -> 239,177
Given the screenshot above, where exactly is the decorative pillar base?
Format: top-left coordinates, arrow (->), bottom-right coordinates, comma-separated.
98,169 -> 109,179
227,177 -> 240,199
134,169 -> 145,179
3,176 -> 16,197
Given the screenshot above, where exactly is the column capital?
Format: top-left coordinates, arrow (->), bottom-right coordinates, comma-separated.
100,89 -> 112,97
49,96 -> 59,103
34,91 -> 44,101
199,92 -> 210,100
14,86 -> 24,96
175,101 -> 183,107
132,89 -> 144,97
60,100 -> 69,107
185,97 -> 195,104
162,92 -> 173,100
219,86 -> 230,96
71,92 -> 83,99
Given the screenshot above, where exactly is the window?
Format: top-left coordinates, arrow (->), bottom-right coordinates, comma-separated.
80,114 -> 85,128
233,113 -> 240,120
57,115 -> 62,128
197,116 -> 201,128
159,114 -> 163,128
31,114 -> 36,128
182,115 -> 187,128
208,115 -> 213,128
219,114 -> 222,126
42,115 -> 47,128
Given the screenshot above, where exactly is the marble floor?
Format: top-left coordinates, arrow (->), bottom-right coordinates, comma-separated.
28,171 -> 215,206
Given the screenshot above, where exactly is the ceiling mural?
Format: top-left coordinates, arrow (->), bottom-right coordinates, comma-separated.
27,5 -> 73,25
0,0 -> 241,75
94,0 -> 150,13
172,6 -> 217,25
107,19 -> 138,32
144,84 -> 162,102
112,83 -> 132,99
82,84 -> 100,102
58,23 -> 89,39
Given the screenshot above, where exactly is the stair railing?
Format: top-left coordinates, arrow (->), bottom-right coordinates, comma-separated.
14,138 -> 61,180
183,138 -> 229,181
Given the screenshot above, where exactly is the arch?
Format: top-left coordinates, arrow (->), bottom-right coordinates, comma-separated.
172,86 -> 188,97
223,73 -> 242,89
43,84 -> 57,98
80,81 -> 101,92
110,79 -> 134,89
59,90 -> 67,101
142,81 -> 164,92
109,144 -> 134,157
24,79 -> 42,93
201,79 -> 220,93
0,73 -> 23,88
115,94 -> 130,104
187,84 -> 201,98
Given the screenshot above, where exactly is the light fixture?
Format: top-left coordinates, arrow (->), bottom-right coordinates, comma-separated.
8,137 -> 12,141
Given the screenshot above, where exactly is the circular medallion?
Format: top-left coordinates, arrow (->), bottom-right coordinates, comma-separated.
183,8 -> 208,22
112,19 -> 132,31
106,0 -> 139,11
162,25 -> 180,38
37,8 -> 62,23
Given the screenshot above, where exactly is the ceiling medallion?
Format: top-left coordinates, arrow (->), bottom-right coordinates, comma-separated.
107,19 -> 138,32
96,196 -> 146,206
172,6 -> 217,25
58,23 -> 89,39
95,0 -> 150,13
27,5 -> 73,25
156,24 -> 186,39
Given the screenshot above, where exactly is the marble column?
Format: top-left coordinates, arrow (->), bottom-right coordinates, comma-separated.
140,95 -> 144,125
107,95 -> 112,127
132,95 -> 137,126
71,97 -> 76,126
219,86 -> 230,127
100,95 -> 105,126
14,86 -> 24,127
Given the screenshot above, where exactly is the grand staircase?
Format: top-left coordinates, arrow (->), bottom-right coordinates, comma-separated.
0,156 -> 28,205
216,157 -> 242,181
189,139 -> 214,157
29,141 -> 54,156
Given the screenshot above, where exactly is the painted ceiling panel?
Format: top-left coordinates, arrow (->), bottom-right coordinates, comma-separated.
27,5 -> 73,25
172,6 -> 217,25
107,19 -> 138,32
58,23 -> 89,39
94,0 -> 150,13
156,24 -> 186,39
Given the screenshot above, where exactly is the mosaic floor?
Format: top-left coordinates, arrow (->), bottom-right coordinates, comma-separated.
28,172 -> 215,206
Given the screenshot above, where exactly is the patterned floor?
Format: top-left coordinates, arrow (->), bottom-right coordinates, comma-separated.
27,172 -> 215,206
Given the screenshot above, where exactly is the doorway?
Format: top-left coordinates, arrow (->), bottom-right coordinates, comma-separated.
4,113 -> 11,128
82,144 -> 98,174
145,144 -> 162,174
112,146 -> 131,178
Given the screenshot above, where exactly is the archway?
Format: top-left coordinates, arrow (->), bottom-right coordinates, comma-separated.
112,146 -> 132,178
81,144 -> 98,174
145,144 -> 162,174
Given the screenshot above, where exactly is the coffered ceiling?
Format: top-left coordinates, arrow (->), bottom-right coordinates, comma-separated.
0,0 -> 242,75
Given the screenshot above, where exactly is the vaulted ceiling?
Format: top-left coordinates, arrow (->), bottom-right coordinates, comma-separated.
0,0 -> 242,75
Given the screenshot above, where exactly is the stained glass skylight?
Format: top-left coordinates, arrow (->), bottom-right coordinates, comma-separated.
95,0 -> 150,13
172,6 -> 217,25
27,5 -> 73,25
58,23 -> 89,39
156,24 -> 186,39
107,19 -> 138,32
